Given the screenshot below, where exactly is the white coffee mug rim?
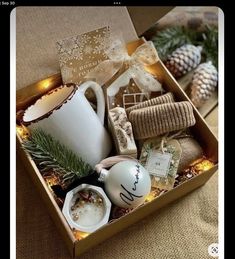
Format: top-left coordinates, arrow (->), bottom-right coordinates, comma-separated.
22,83 -> 77,126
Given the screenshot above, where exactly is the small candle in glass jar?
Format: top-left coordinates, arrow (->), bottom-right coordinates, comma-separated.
69,189 -> 105,227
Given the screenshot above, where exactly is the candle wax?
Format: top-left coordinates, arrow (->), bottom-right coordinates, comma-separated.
70,190 -> 105,227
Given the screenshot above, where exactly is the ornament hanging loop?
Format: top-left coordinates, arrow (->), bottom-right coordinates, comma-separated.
95,155 -> 138,174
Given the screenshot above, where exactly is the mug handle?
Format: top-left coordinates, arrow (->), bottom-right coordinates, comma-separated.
79,81 -> 105,125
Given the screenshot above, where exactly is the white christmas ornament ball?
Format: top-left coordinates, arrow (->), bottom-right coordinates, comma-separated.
99,161 -> 151,208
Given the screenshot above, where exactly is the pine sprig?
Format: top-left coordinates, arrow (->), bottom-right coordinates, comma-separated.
151,25 -> 218,68
22,129 -> 92,184
201,25 -> 218,68
151,26 -> 195,61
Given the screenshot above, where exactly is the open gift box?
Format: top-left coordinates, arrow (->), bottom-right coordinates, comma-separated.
16,38 -> 218,258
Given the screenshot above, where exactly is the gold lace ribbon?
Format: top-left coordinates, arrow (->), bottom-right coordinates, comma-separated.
85,38 -> 162,94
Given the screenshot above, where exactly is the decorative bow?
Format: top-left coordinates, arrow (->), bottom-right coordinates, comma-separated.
85,38 -> 162,94
160,130 -> 191,153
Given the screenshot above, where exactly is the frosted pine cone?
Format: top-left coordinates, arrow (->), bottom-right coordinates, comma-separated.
190,61 -> 218,108
165,44 -> 202,78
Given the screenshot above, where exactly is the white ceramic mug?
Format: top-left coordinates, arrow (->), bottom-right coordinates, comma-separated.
22,81 -> 112,167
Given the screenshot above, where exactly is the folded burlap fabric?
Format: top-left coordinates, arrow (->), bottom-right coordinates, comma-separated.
129,101 -> 196,139
126,92 -> 174,116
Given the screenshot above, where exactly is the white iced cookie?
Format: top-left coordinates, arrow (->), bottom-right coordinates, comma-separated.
108,107 -> 137,158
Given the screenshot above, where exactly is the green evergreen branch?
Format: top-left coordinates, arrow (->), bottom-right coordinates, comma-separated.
151,26 -> 195,61
151,25 -> 218,68
201,25 -> 218,68
22,129 -> 92,184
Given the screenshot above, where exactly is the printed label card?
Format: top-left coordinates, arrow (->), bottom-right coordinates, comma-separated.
56,27 -> 110,85
140,137 -> 182,190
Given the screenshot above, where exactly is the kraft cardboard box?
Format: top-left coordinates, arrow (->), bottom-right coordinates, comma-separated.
16,9 -> 218,258
16,39 -> 218,258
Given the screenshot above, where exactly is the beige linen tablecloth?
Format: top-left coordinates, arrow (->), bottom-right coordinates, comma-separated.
16,7 -> 218,259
